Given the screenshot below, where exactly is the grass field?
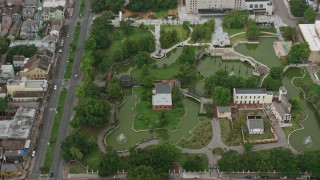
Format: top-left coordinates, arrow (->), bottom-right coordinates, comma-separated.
179,154 -> 209,171
178,117 -> 212,149
161,25 -> 189,43
133,87 -> 186,130
42,90 -> 67,173
230,33 -> 247,45
69,163 -> 87,174
282,108 -> 306,139
220,118 -> 241,146
223,27 -> 246,36
64,25 -> 81,79
154,10 -> 168,19
78,0 -> 86,17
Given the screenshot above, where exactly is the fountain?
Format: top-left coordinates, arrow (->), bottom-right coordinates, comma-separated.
116,133 -> 127,144
303,136 -> 313,148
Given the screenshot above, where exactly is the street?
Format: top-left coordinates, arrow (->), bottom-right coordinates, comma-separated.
273,0 -> 299,26
28,0 -> 90,179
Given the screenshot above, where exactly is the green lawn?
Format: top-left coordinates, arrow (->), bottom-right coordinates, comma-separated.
69,164 -> 87,174
131,61 -> 180,81
317,71 -> 320,79
179,154 -> 209,170
64,25 -> 81,79
294,68 -> 320,100
82,147 -> 103,171
178,117 -> 212,149
161,25 -> 189,43
223,27 -> 246,36
154,10 -> 168,19
133,87 -> 186,131
230,33 -> 247,45
42,90 -> 68,173
78,0 -> 86,17
106,28 -> 153,57
282,108 -> 306,139
219,118 -> 241,146
260,28 -> 277,34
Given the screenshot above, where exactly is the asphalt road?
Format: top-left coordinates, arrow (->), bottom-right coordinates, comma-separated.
28,0 -> 86,179
49,0 -> 93,179
273,0 -> 298,26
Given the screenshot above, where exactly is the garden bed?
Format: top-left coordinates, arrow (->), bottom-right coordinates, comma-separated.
219,118 -> 242,146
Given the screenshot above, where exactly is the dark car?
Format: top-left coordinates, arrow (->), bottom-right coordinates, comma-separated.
244,176 -> 253,179
50,173 -> 54,178
261,176 -> 270,179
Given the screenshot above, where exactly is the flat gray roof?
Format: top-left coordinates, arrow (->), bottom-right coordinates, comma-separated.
235,88 -> 267,94
247,116 -> 264,130
217,106 -> 231,113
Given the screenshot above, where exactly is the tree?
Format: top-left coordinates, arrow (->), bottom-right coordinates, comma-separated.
72,98 -> 111,128
183,21 -> 190,30
98,151 -> 121,176
304,7 -> 317,23
223,10 -> 249,28
177,46 -> 196,64
262,76 -> 282,91
204,69 -> 230,93
126,0 -> 177,12
156,111 -> 168,127
212,86 -> 231,106
245,77 -> 259,88
286,42 -> 310,64
243,143 -> 253,153
269,66 -> 284,79
0,98 -> 7,112
182,155 -> 205,171
120,19 -> 134,34
289,0 -> 308,17
191,19 -> 215,42
246,20 -> 260,40
290,97 -> 300,108
70,147 -> 83,162
141,64 -> 149,78
0,37 -> 9,55
160,29 -> 178,48
84,35 -> 97,52
75,81 -> 103,98
107,79 -> 122,99
281,26 -> 297,41
6,45 -> 37,63
177,62 -> 197,84
127,165 -> 164,180
134,52 -> 150,68
61,131 -> 95,161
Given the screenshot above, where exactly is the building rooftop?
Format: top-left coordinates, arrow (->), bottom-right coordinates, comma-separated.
0,139 -> 27,150
217,106 -> 231,113
152,94 -> 172,106
155,83 -> 171,94
13,55 -> 25,62
3,149 -> 27,157
299,22 -> 320,51
1,163 -> 21,173
43,0 -> 66,8
272,101 -> 289,116
12,91 -> 44,98
0,107 -> 36,139
247,115 -> 264,130
234,88 -> 267,94
25,80 -> 47,88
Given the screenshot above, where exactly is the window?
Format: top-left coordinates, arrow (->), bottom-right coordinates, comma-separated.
259,4 -> 263,8
254,4 -> 258,8
249,4 -> 253,8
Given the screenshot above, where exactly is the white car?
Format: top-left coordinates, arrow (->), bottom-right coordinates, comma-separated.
59,49 -> 62,53
67,34 -> 70,37
32,151 -> 35,157
54,85 -> 57,90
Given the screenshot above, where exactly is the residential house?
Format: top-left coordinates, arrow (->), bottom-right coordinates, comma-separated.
8,20 -> 22,39
0,64 -> 14,80
19,54 -> 51,80
3,149 -> 27,163
270,86 -> 292,127
11,4 -> 22,20
247,115 -> 264,134
43,0 -> 66,19
33,8 -> 42,20
0,0 -> 6,7
152,82 -> 172,110
1,8 -> 13,36
41,8 -> 49,20
49,23 -> 60,36
6,77 -> 48,96
233,88 -> 273,105
12,55 -> 26,68
6,0 -> 23,6
12,91 -> 44,101
48,5 -> 64,19
22,7 -> 35,20
22,0 -> 38,7
20,19 -> 42,39
0,164 -> 22,177
43,0 -> 67,8
216,106 -> 232,120
0,139 -> 29,150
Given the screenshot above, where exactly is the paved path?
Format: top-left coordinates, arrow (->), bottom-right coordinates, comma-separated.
150,22 -> 165,59
212,18 -> 230,46
274,0 -> 300,26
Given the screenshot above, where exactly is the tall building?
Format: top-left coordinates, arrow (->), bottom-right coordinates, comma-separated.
185,0 -> 274,15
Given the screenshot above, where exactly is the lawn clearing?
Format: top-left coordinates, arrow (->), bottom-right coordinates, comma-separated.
69,163 -> 87,174
161,25 -> 189,43
219,118 -> 241,146
223,27 -> 245,36
282,108 -> 306,139
82,147 -> 103,171
154,10 -> 168,19
133,86 -> 186,131
178,117 -> 212,149
230,33 -> 247,45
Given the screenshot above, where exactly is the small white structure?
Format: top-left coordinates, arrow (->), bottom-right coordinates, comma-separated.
299,21 -> 320,63
247,115 -> 264,134
49,24 -> 61,36
152,83 -> 172,110
233,88 -> 273,105
217,106 -> 232,120
0,65 -> 14,80
245,0 -> 274,16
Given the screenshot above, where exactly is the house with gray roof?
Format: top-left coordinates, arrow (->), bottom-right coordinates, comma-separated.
270,86 -> 292,127
0,163 -> 22,177
247,115 -> 264,134
3,149 -> 27,163
22,7 -> 35,20
11,4 -> 22,20
217,106 -> 231,120
233,88 -> 273,105
22,0 -> 38,7
20,19 -> 42,39
152,82 -> 172,110
0,0 -> 6,7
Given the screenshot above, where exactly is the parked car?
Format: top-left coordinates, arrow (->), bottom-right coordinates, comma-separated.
280,176 -> 287,179
54,85 -> 57,90
32,151 -> 35,157
261,176 -> 270,179
244,176 -> 252,179
67,34 -> 70,37
59,49 -> 62,53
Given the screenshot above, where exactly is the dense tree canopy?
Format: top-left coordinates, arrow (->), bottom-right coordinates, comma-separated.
177,46 -> 196,64
269,66 -> 284,79
134,51 -> 151,68
61,131 -> 95,161
246,20 -> 260,40
72,98 -> 111,128
0,98 -> 7,112
182,155 -> 206,171
92,0 -> 125,13
262,76 -> 282,91
127,165 -> 164,180
223,10 -> 249,28
280,26 -> 297,41
160,29 -> 178,48
286,42 -> 310,64
76,81 -> 103,98
126,0 -> 177,12
289,0 -> 308,17
219,148 -> 320,177
0,37 -> 9,55
90,11 -> 113,50
304,7 -> 317,23
98,151 -> 121,176
107,79 -> 122,99
177,62 -> 197,84
191,18 -> 215,42
212,86 -> 231,106
6,45 -> 37,63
